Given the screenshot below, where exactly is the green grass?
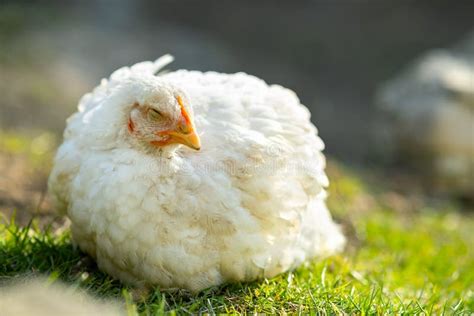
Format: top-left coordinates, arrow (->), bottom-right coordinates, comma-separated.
0,154 -> 473,314
0,130 -> 56,166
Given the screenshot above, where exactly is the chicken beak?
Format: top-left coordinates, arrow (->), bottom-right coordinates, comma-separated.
168,130 -> 201,150
172,96 -> 201,150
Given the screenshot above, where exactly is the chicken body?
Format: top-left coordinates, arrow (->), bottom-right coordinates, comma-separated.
49,56 -> 344,292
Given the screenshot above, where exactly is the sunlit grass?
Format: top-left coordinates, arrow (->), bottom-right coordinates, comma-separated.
0,130 -> 56,168
1,160 -> 473,314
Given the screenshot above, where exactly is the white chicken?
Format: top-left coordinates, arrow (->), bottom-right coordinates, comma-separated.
48,55 -> 345,292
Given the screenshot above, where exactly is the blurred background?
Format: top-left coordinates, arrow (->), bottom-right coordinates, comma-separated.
0,1 -> 473,222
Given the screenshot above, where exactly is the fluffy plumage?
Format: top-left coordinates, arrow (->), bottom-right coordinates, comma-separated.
48,55 -> 345,292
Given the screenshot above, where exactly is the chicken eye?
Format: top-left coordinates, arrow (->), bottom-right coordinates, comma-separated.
147,108 -> 163,121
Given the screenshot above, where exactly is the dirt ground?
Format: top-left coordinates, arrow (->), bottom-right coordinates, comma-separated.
0,133 -> 58,226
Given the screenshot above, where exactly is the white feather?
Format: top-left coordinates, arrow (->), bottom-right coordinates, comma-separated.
48,56 -> 345,292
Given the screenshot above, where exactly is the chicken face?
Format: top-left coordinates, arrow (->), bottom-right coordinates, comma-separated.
127,92 -> 200,151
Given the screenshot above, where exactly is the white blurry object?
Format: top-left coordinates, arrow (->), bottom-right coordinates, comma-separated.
0,279 -> 123,316
376,34 -> 474,196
